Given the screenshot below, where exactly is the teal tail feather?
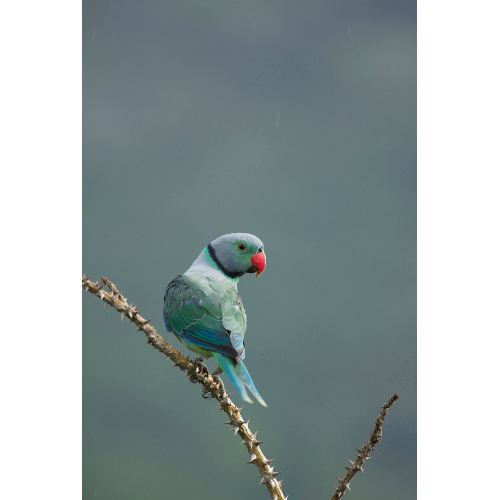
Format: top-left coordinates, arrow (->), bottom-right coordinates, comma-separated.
213,353 -> 267,407
235,360 -> 267,407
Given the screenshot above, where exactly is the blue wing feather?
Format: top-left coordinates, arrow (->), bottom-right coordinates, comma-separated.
180,329 -> 241,360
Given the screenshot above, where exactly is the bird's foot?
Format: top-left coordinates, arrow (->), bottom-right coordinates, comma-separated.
211,367 -> 223,376
192,357 -> 210,377
212,374 -> 226,398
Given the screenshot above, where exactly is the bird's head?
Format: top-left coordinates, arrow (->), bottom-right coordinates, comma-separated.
208,233 -> 266,279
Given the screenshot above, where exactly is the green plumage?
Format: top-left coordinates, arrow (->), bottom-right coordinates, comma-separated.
165,275 -> 246,334
164,274 -> 247,361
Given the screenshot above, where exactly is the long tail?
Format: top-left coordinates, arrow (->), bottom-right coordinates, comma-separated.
213,353 -> 267,407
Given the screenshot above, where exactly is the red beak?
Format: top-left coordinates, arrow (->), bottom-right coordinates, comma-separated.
251,252 -> 266,278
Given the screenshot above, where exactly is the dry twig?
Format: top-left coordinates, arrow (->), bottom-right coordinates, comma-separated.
331,393 -> 400,499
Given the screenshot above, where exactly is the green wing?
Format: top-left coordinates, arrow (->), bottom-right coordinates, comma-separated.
163,275 -> 247,361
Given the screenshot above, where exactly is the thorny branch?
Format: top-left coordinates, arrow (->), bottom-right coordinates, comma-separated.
82,276 -> 287,500
331,393 -> 400,500
82,275 -> 399,500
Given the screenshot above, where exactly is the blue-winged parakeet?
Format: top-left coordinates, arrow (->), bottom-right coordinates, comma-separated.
164,233 -> 267,406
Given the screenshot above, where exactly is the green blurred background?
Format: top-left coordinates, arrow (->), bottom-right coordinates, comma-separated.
83,1 -> 416,498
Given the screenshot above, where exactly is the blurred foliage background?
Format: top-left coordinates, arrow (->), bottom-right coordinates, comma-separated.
83,1 -> 416,499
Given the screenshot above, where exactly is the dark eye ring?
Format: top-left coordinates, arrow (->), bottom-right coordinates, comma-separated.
238,243 -> 246,251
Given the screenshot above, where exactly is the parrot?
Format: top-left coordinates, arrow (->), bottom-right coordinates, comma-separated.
163,233 -> 267,406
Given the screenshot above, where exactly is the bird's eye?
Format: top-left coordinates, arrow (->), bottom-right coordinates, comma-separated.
238,243 -> 246,251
